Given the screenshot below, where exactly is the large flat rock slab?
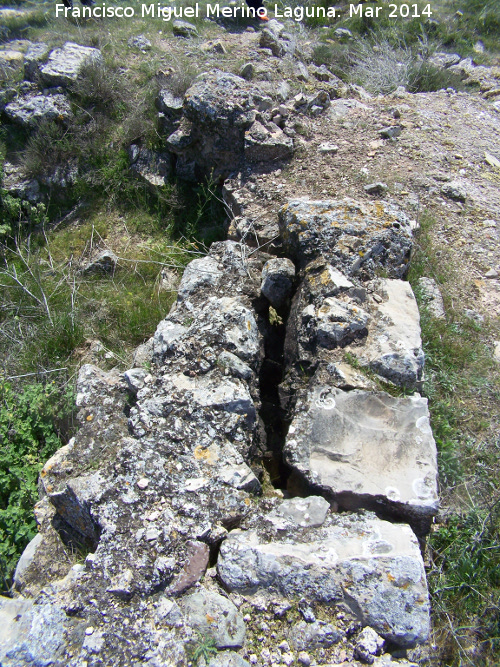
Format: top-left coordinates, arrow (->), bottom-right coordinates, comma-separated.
217,508 -> 430,648
4,93 -> 71,128
284,386 -> 438,533
40,42 -> 103,87
354,278 -> 424,389
279,198 -> 413,278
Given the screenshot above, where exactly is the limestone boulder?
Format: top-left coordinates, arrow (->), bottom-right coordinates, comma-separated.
128,144 -> 172,188
279,198 -> 413,278
217,508 -> 430,647
1,161 -> 40,203
261,258 -> 296,309
244,120 -> 293,163
0,597 -> 68,666
24,42 -> 50,81
181,588 -> 246,649
283,386 -> 438,533
353,279 -> 425,389
40,42 -> 104,87
4,93 -> 72,128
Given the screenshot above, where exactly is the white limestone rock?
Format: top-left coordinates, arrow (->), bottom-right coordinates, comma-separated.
283,386 -> 438,533
217,510 -> 430,648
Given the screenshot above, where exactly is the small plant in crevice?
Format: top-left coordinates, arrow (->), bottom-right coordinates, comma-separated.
187,633 -> 218,666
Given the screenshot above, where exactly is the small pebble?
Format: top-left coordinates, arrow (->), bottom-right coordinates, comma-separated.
137,478 -> 149,490
298,651 -> 311,666
485,268 -> 498,279
85,627 -> 94,636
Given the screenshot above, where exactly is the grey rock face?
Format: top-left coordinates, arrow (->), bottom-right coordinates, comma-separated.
261,258 -> 296,309
166,70 -> 294,178
267,496 -> 330,529
209,652 -> 250,667
40,42 -> 104,87
244,120 -> 294,163
181,588 -> 246,648
289,620 -> 342,650
429,52 -> 461,69
24,42 -> 50,81
4,93 -> 72,128
259,28 -> 296,57
418,277 -> 445,319
128,34 -> 152,50
354,279 -> 425,389
128,144 -> 172,188
441,180 -> 467,202
82,250 -> 118,275
217,508 -> 430,647
0,597 -> 68,666
1,161 -> 40,203
279,198 -> 413,278
284,386 -> 438,532
355,627 -> 385,664
172,19 -> 199,38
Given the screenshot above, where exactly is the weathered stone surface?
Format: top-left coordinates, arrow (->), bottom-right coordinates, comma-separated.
217,508 -> 430,647
209,652 -> 250,667
166,70 -> 295,177
1,161 -> 40,203
169,539 -> 210,595
223,174 -> 281,250
355,627 -> 385,664
127,34 -> 151,50
289,620 -> 342,650
124,367 -> 148,394
0,49 -> 24,73
441,180 -> 467,202
40,42 -> 104,87
12,533 -> 43,590
267,496 -> 330,530
429,52 -> 461,69
4,93 -> 72,128
353,279 -> 424,389
244,120 -> 294,163
284,386 -> 438,532
279,198 -> 413,278
24,42 -> 50,80
172,19 -> 199,38
157,88 -> 183,134
82,250 -> 118,274
128,144 -> 172,188
181,588 -> 246,648
418,276 -> 445,319
261,258 -> 296,309
0,597 -> 68,666
218,350 -> 253,381
259,28 -> 296,58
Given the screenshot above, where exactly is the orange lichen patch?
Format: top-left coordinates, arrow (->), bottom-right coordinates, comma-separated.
244,497 -> 251,506
194,445 -> 218,465
86,414 -> 94,421
387,573 -> 396,582
247,320 -> 251,330
206,614 -> 216,624
46,484 -> 54,493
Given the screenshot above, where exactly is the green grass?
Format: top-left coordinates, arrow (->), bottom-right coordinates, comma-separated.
409,212 -> 500,665
0,378 -> 75,594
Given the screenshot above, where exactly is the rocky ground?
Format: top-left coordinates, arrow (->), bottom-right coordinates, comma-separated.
1,7 -> 500,667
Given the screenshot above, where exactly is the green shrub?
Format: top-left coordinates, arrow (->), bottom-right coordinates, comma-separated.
0,379 -> 75,593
